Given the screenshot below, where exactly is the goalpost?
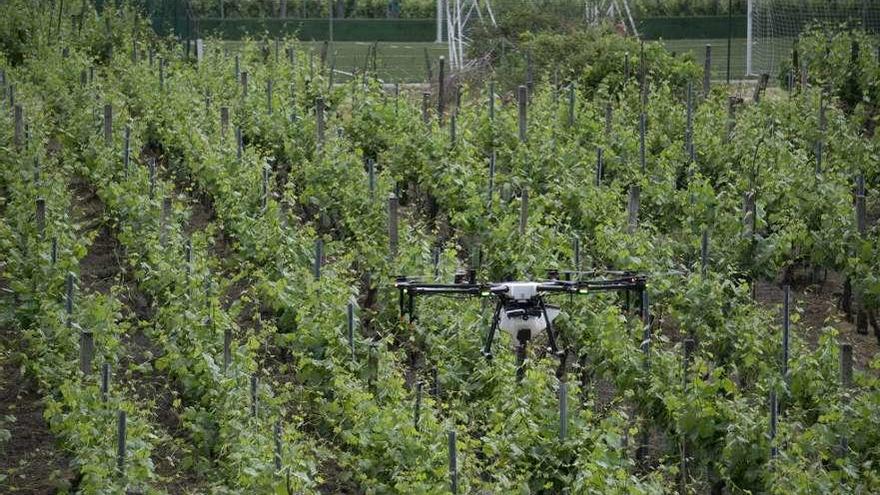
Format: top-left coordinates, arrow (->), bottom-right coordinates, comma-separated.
746,0 -> 880,77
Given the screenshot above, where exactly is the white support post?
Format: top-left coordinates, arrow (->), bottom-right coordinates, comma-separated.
436,0 -> 443,43
746,0 -> 754,77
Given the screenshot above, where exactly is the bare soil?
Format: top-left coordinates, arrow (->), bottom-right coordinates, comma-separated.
0,337 -> 74,493
755,269 -> 879,372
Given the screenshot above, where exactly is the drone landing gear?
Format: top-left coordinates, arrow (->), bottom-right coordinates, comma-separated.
515,329 -> 530,383
482,301 -> 503,360
537,296 -> 564,359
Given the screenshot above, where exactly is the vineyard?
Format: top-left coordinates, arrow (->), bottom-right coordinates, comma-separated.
1,1 -> 879,494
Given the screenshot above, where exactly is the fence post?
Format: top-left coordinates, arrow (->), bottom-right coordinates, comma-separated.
241,71 -> 248,97
567,84 -> 575,128
703,44 -> 712,97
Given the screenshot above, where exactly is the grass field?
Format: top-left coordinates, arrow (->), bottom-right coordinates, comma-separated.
228,39 -> 758,83
661,38 -> 751,81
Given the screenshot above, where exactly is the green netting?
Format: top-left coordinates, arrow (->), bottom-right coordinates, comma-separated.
196,18 -> 436,42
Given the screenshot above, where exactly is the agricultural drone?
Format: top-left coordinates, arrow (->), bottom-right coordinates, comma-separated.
395,270 -> 648,368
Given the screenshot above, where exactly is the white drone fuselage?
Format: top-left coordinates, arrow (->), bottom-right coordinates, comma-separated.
496,282 -> 560,341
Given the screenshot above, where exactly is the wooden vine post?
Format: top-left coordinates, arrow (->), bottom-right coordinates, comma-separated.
35,198 -> 46,238
639,112 -> 647,171
388,193 -> 399,259
437,56 -> 445,124
627,185 -> 640,234
101,363 -> 110,402
123,125 -> 131,175
117,410 -> 127,477
220,106 -> 229,139
838,342 -> 853,456
422,91 -> 430,125
103,103 -> 112,146
223,328 -> 232,373
519,188 -> 529,236
700,229 -> 709,275
347,301 -> 356,361
854,175 -> 868,335
250,375 -> 259,418
315,97 -> 325,150
559,381 -> 568,441
686,82 -> 694,163
518,85 -> 527,143
414,381 -> 423,431
782,285 -> 791,383
313,239 -> 323,280
448,429 -> 458,494
13,104 -> 23,150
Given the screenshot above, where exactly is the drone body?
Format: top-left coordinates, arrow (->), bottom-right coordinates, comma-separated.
396,271 -> 647,369
496,282 -> 561,341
